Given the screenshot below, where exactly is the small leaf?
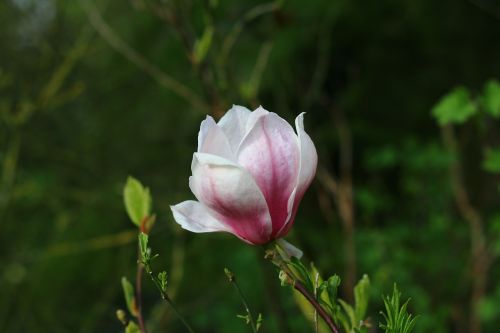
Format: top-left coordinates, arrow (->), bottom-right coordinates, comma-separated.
354,274 -> 370,323
256,313 -> 263,331
431,87 -> 477,125
288,257 -> 313,291
121,277 -> 138,317
123,176 -> 152,226
482,79 -> 500,117
237,314 -> 251,324
193,26 -> 214,64
326,275 -> 341,306
158,271 -> 168,292
125,321 -> 141,333
138,232 -> 149,262
483,148 -> 500,173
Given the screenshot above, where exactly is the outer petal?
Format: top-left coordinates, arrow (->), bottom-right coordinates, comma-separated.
197,116 -> 234,160
189,152 -> 272,244
217,105 -> 251,153
277,113 -> 318,237
236,113 -> 300,236
171,200 -> 230,233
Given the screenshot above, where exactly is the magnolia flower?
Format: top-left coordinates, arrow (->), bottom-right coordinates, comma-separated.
170,105 -> 317,245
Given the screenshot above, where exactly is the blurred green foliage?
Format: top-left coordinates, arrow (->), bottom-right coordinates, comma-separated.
1,0 -> 500,332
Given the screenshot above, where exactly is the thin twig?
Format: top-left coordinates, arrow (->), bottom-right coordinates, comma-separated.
225,269 -> 258,333
220,1 -> 281,65
314,272 -> 320,333
80,0 -> 209,113
141,260 -> 196,333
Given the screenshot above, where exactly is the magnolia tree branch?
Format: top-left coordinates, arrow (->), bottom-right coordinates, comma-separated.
286,273 -> 339,333
441,125 -> 490,333
80,0 -> 209,113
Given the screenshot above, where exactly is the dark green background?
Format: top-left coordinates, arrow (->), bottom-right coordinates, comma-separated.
1,0 -> 500,332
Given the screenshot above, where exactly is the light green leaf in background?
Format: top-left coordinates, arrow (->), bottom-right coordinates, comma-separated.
123,176 -> 152,226
193,26 -> 214,65
431,87 -> 477,125
125,321 -> 141,333
121,277 -> 138,317
482,79 -> 500,117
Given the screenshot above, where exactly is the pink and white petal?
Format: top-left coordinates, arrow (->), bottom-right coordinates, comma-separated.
217,105 -> 251,152
244,106 -> 269,134
189,152 -> 272,244
197,116 -> 234,160
276,113 -> 318,237
170,200 -> 230,233
236,113 -> 300,236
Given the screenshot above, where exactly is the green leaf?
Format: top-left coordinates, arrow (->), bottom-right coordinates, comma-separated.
354,274 -> 370,323
326,275 -> 341,306
338,299 -> 356,329
431,87 -> 477,125
193,26 -> 214,64
121,277 -> 138,317
123,176 -> 152,226
158,271 -> 168,292
288,257 -> 313,291
379,284 -> 418,333
138,232 -> 149,262
483,148 -> 500,173
125,321 -> 141,333
482,79 -> 500,117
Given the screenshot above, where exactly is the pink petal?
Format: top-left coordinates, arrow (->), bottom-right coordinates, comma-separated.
236,113 -> 300,237
170,200 -> 230,233
189,153 -> 272,244
277,113 -> 318,237
197,116 -> 234,160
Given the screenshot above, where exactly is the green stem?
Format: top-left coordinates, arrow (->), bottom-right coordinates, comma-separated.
142,263 -> 195,333
230,277 -> 258,333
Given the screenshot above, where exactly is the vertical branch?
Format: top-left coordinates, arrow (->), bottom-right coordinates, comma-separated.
441,125 -> 490,333
317,105 -> 356,302
333,109 -> 356,302
135,251 -> 147,333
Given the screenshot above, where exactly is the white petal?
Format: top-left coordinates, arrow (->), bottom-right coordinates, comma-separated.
236,113 -> 300,236
217,105 -> 251,152
170,200 -> 230,233
295,113 -> 318,195
277,113 -> 318,236
197,116 -> 234,160
244,106 -> 270,135
189,152 -> 272,244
